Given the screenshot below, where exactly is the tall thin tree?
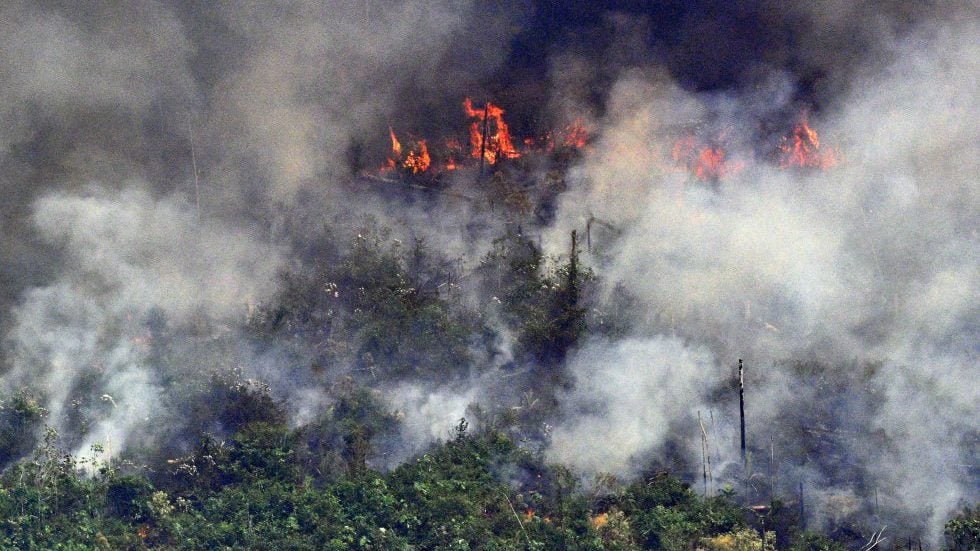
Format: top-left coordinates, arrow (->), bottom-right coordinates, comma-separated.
739,358 -> 746,467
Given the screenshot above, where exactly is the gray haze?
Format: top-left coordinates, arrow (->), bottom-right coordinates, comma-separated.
0,0 -> 520,449
0,0 -> 976,544
543,7 -> 978,541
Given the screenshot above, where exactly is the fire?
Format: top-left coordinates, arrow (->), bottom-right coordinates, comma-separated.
444,138 -> 462,171
463,97 -> 521,164
374,98 -> 589,178
672,136 -> 743,181
381,128 -> 430,174
389,127 -> 402,157
562,119 -> 589,149
779,114 -> 838,169
403,140 -> 430,173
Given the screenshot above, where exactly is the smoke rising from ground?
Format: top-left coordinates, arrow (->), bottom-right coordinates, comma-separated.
4,188 -> 283,459
0,0 -> 976,544
0,0 -> 521,453
542,8 -> 978,540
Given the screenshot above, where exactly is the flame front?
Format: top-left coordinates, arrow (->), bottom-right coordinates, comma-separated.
403,140 -> 430,173
779,114 -> 838,169
463,97 -> 521,164
373,98 -> 588,178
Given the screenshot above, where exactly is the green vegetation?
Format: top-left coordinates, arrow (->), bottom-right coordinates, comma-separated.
1,223 -> 973,549
0,411 -> 884,549
0,409 -> 760,550
247,228 -> 486,382
944,507 -> 980,551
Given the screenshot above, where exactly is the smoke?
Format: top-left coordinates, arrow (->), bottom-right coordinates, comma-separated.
385,382 -> 480,460
0,0 -> 523,453
548,337 -> 717,474
542,5 -> 978,541
0,0 -> 975,544
3,187 -> 282,459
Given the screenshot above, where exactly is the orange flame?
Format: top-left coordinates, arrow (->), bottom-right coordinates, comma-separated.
562,119 -> 589,149
779,114 -> 838,169
672,136 -> 743,181
591,512 -> 609,529
381,128 -> 430,174
376,99 -> 590,177
463,97 -> 521,164
444,138 -> 462,171
403,140 -> 430,173
389,127 -> 402,157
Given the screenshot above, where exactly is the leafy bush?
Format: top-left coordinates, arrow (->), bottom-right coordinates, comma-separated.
0,389 -> 46,468
620,474 -> 744,550
249,228 -> 485,382
945,506 -> 980,551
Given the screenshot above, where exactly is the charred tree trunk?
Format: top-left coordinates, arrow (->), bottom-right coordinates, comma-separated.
739,358 -> 747,467
479,101 -> 490,177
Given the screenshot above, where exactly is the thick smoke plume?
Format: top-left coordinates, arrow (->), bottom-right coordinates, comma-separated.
0,0 -> 975,545
0,0 -> 520,446
542,7 -> 978,541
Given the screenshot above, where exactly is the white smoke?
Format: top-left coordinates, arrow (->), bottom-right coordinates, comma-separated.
543,10 -> 978,540
4,187 -> 282,459
0,0 -> 522,462
0,0 -> 974,543
547,337 -> 717,474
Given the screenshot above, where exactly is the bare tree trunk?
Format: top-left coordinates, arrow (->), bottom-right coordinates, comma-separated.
739,359 -> 746,467
479,101 -> 490,177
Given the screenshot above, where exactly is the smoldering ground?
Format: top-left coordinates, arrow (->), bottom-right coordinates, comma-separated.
0,0 -> 976,545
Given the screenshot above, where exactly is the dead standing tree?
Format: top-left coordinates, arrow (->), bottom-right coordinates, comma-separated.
479,101 -> 490,178
739,358 -> 747,468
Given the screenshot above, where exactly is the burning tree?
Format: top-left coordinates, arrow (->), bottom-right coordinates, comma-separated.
463,97 -> 522,166
779,113 -> 838,169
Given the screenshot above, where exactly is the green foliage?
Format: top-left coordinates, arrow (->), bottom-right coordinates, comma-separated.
105,474 -> 153,520
249,227 -> 484,382
0,418 -> 910,550
700,528 -> 775,551
944,506 -> 980,551
479,229 -> 593,374
788,531 -> 846,551
0,428 -> 138,549
619,474 -> 744,550
0,389 -> 46,468
225,422 -> 299,484
386,431 -> 519,548
211,376 -> 287,433
297,380 -> 398,481
0,226 -> 922,550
